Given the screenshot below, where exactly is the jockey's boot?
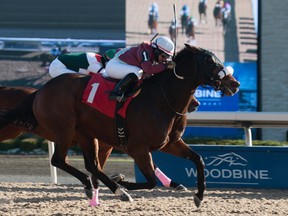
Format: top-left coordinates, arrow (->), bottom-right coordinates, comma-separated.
109,73 -> 138,102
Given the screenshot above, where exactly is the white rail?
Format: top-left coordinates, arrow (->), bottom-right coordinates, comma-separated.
186,112 -> 288,146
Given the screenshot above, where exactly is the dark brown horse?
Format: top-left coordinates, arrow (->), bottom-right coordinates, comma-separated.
148,10 -> 157,35
0,44 -> 240,207
169,20 -> 178,43
198,1 -> 207,24
186,18 -> 196,45
0,86 -> 111,168
213,4 -> 222,26
0,85 -> 195,189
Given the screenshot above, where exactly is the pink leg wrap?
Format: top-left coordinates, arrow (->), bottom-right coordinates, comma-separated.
89,189 -> 100,207
155,167 -> 171,187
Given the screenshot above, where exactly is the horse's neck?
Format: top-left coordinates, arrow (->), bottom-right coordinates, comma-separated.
157,72 -> 197,114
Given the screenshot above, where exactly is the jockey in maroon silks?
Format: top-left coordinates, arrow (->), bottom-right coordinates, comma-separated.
105,36 -> 175,101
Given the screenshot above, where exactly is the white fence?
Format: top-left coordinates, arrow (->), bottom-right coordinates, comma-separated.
48,112 -> 288,183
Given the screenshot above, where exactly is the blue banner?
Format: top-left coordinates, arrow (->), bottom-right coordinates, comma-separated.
183,62 -> 257,139
135,145 -> 288,189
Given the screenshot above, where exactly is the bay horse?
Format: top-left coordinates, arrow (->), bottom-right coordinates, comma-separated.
186,18 -> 196,45
198,1 -> 207,24
0,85 -> 198,190
181,14 -> 189,34
213,4 -> 222,27
169,20 -> 178,43
148,10 -> 157,35
0,44 -> 240,207
0,86 -> 111,168
222,10 -> 231,34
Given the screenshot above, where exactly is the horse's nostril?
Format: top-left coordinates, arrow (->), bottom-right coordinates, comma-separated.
232,81 -> 240,88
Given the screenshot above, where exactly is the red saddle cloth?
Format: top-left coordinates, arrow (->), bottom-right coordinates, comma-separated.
82,73 -> 133,118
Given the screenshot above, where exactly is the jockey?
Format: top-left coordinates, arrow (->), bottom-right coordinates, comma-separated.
224,2 -> 231,14
49,49 -> 116,78
215,0 -> 223,8
180,4 -> 190,17
149,2 -> 159,19
199,0 -> 208,5
105,36 -> 175,101
188,16 -> 198,27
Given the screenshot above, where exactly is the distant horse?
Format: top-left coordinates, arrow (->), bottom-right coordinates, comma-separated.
186,18 -> 196,44
169,21 -> 178,43
213,5 -> 222,26
222,10 -> 231,34
148,10 -> 157,34
0,44 -> 240,207
198,1 -> 207,23
181,14 -> 189,34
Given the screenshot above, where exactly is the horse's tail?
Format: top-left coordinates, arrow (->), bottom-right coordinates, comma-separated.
0,91 -> 38,130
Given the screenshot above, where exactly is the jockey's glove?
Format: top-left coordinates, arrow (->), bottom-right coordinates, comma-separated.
166,61 -> 175,70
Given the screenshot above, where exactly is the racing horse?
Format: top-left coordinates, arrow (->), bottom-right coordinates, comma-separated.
0,85 -> 199,189
148,9 -> 157,34
222,9 -> 231,35
169,19 -> 178,43
0,44 -> 240,207
186,18 -> 196,45
198,1 -> 207,24
0,86 -> 111,168
213,3 -> 222,26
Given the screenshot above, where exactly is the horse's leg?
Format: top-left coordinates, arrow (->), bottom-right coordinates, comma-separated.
160,139 -> 205,208
115,151 -> 158,190
98,140 -> 126,182
51,141 -> 94,199
79,135 -> 133,204
153,164 -> 187,191
98,140 -> 113,169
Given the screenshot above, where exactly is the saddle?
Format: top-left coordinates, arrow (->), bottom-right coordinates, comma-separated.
82,74 -> 141,148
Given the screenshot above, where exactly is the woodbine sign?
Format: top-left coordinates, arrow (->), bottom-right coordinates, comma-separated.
135,145 -> 288,189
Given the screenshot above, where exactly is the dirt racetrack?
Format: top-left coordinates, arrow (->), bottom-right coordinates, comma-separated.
0,155 -> 288,216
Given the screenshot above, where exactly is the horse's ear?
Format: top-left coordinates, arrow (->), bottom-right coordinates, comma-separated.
184,43 -> 201,53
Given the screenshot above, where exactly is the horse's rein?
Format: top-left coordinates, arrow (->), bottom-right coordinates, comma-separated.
159,85 -> 188,116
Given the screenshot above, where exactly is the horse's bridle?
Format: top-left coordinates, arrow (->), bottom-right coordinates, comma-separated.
162,49 -> 231,116
173,50 -> 225,92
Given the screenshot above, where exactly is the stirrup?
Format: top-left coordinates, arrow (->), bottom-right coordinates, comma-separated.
109,92 -> 126,102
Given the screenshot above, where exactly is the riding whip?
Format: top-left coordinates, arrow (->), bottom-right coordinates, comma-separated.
150,33 -> 158,42
172,4 -> 177,58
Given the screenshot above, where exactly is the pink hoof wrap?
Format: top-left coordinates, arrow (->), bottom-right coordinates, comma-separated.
89,189 -> 100,207
155,167 -> 171,187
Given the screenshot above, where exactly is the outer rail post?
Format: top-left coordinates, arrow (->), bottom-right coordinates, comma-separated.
48,141 -> 57,183
244,127 -> 252,147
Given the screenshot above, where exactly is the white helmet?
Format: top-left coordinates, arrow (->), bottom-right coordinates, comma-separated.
153,36 -> 174,56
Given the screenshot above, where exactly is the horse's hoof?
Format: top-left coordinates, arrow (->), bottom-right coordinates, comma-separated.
115,188 -> 133,202
174,184 -> 187,191
193,194 -> 202,208
120,193 -> 133,202
84,188 -> 94,199
110,173 -> 125,182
